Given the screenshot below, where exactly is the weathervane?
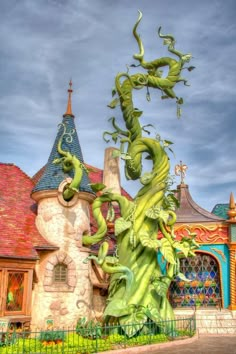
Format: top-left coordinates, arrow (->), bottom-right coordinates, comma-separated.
175,160 -> 188,184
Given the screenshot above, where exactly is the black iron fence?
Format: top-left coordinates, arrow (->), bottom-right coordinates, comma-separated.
0,317 -> 196,353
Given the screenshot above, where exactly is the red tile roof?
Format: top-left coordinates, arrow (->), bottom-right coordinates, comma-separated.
0,163 -> 57,260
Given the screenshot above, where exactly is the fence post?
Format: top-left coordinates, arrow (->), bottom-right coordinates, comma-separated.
170,319 -> 174,340
95,325 -> 98,353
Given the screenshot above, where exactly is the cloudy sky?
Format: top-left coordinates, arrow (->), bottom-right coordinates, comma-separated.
0,0 -> 235,212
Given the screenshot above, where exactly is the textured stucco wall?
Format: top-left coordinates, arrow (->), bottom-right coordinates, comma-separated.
31,196 -> 93,329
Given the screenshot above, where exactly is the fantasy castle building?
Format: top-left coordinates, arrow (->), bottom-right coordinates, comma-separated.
0,83 -> 236,332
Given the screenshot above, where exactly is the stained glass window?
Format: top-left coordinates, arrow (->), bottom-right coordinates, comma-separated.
6,272 -> 25,312
169,253 -> 221,308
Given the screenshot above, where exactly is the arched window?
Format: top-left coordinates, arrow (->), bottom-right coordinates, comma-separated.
43,252 -> 77,292
169,253 -> 221,308
53,264 -> 68,283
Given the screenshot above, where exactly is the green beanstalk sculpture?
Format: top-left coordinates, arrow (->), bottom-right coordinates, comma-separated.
81,11 -> 198,336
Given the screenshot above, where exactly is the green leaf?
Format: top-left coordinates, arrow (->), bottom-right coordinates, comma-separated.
164,194 -> 179,211
158,209 -> 170,224
89,183 -> 106,192
112,149 -> 121,158
173,241 -> 189,257
144,304 -> 162,324
152,279 -> 169,297
163,140 -> 173,146
119,310 -> 147,337
146,206 -> 169,223
140,233 -> 161,249
108,98 -> 119,109
160,238 -> 175,264
115,218 -> 132,236
176,272 -> 191,282
145,206 -> 161,219
103,300 -> 132,318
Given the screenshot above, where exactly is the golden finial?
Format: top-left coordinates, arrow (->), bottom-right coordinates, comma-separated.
175,160 -> 188,184
63,79 -> 74,117
228,192 -> 236,221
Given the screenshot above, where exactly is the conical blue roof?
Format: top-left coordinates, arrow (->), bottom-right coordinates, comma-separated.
32,114 -> 95,195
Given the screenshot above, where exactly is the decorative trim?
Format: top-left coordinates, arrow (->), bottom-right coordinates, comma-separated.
57,178 -> 79,207
31,190 -> 58,202
195,250 -> 224,308
43,252 -> 77,292
31,188 -> 95,204
229,249 -> 236,308
210,247 -> 226,262
174,223 -> 229,244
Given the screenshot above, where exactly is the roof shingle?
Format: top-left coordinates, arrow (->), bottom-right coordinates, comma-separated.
32,115 -> 95,196
0,163 -> 56,259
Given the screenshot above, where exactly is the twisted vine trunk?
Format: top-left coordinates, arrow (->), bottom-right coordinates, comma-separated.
81,11 -> 194,336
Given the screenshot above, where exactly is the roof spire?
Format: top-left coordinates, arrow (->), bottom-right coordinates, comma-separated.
228,192 -> 236,221
63,79 -> 74,118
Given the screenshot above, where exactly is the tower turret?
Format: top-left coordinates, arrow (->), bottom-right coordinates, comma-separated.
30,82 -> 95,329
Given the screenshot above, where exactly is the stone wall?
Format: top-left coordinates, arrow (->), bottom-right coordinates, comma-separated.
174,308 -> 236,334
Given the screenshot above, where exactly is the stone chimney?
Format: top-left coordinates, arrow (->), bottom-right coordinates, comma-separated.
103,147 -> 121,195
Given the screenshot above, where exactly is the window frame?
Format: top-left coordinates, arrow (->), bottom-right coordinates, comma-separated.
0,263 -> 34,317
43,252 -> 77,292
53,263 -> 68,284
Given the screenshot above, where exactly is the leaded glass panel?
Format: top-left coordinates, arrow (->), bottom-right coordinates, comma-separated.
6,272 -> 25,311
169,253 -> 221,308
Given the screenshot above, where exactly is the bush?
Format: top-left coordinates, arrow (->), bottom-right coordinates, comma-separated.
39,329 -> 65,343
76,317 -> 102,338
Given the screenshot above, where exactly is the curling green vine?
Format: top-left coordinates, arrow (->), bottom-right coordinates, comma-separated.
53,123 -> 89,201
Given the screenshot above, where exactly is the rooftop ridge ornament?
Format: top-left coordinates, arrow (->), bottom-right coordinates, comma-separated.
63,79 -> 74,118
228,192 -> 236,221
175,160 -> 188,184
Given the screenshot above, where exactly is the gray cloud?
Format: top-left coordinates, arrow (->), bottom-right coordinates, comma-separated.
0,0 -> 235,212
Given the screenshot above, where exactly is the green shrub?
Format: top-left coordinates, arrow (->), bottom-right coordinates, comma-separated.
76,317 -> 103,338
39,329 -> 66,342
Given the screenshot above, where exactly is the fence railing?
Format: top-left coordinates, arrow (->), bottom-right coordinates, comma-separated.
0,316 -> 196,354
